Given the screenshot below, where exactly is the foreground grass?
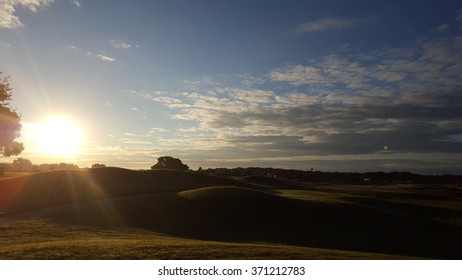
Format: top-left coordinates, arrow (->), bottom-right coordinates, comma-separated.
0,219 -> 407,260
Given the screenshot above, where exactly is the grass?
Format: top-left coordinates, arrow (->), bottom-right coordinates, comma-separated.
0,219 -> 407,259
0,172 -> 34,179
0,167 -> 461,259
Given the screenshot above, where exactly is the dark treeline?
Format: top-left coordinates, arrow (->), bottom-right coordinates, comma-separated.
200,167 -> 462,185
0,158 -> 79,175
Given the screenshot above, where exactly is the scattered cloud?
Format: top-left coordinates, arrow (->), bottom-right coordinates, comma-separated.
149,127 -> 169,133
72,0 -> 81,8
110,40 -> 136,49
294,16 -> 380,33
238,73 -> 265,87
183,77 -> 214,89
0,0 -> 54,28
269,65 -> 324,85
68,45 -> 119,63
136,33 -> 462,160
269,36 -> 462,89
68,45 -> 79,51
97,54 -> 117,62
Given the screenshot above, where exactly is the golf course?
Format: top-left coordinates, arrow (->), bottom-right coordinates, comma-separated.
0,167 -> 461,259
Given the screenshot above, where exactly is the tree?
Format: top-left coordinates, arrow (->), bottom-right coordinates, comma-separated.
11,158 -> 33,172
151,156 -> 189,170
0,73 -> 23,157
0,163 -> 10,176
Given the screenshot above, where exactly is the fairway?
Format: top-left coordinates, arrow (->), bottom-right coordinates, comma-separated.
0,168 -> 461,259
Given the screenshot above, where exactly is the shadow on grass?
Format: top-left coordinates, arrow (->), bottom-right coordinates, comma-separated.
52,186 -> 462,259
1,168 -> 462,259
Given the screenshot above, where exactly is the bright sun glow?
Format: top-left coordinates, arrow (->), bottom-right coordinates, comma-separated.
31,118 -> 83,157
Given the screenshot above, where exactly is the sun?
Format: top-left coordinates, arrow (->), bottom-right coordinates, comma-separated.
33,118 -> 83,157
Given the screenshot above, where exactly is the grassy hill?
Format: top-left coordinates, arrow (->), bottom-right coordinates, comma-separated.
0,167 -> 461,259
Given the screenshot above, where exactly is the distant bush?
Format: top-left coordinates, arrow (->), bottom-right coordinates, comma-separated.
151,156 -> 189,170
92,163 -> 106,168
0,163 -> 10,176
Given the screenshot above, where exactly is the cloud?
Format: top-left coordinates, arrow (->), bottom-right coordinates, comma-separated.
68,45 -> 120,63
138,32 -> 462,160
97,54 -> 117,62
68,45 -> 80,51
72,0 -> 81,8
269,65 -> 324,85
0,0 -> 54,28
294,16 -> 380,33
183,77 -> 214,89
127,25 -> 462,173
149,127 -> 169,133
270,36 -> 462,89
219,88 -> 275,104
433,24 -> 450,33
110,40 -> 135,49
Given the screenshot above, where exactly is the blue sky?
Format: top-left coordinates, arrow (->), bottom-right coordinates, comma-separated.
1,0 -> 462,174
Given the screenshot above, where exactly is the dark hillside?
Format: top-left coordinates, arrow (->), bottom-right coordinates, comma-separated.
49,185 -> 462,259
1,168 -> 461,259
0,168 -> 256,213
239,175 -> 313,190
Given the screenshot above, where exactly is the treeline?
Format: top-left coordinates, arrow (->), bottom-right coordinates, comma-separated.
199,167 -> 462,185
0,158 -> 79,174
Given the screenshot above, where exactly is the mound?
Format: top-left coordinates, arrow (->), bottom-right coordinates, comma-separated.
0,168 -> 255,214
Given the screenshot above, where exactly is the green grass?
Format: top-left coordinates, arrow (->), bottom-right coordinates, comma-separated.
0,168 -> 461,259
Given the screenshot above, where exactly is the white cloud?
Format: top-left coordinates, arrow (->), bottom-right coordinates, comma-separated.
294,16 -> 379,33
270,35 -> 462,89
72,0 -> 81,8
149,127 -> 169,133
151,96 -> 190,108
269,65 -> 324,85
68,45 -> 79,51
238,73 -> 265,87
183,77 -> 214,88
131,31 -> 462,160
110,40 -> 133,49
97,54 -> 117,62
0,0 -> 54,28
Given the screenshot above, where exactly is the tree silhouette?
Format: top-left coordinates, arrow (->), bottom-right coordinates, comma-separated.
11,157 -> 33,172
0,73 -> 23,157
151,156 -> 189,170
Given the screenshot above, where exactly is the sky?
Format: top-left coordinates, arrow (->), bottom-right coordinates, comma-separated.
1,0 -> 462,174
